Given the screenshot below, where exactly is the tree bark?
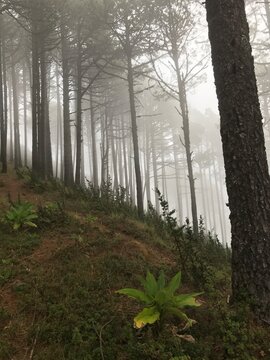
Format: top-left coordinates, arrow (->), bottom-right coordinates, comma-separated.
90,90 -> 98,188
61,22 -> 74,186
8,75 -> 13,162
199,163 -> 208,229
117,118 -> 124,187
176,74 -> 198,235
110,115 -> 119,190
75,25 -> 83,186
208,165 -> 217,233
39,44 -> 46,178
121,114 -> 129,194
44,59 -> 53,178
56,64 -> 62,178
151,123 -> 159,213
23,62 -> 28,167
206,0 -> 270,320
128,135 -> 134,203
0,11 -> 6,173
126,47 -> 144,217
31,4 -> 40,173
173,138 -> 183,225
212,151 -> 225,244
11,56 -> 21,169
145,121 -> 151,205
2,27 -> 7,173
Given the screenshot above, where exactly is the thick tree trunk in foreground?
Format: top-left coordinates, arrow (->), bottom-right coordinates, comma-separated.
206,0 -> 270,321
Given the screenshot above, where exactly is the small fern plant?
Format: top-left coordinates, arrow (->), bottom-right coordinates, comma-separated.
6,202 -> 38,231
116,271 -> 202,329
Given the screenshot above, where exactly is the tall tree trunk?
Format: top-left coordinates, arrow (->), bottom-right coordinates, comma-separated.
151,123 -> 159,213
8,75 -> 13,162
161,142 -> 168,200
2,30 -> 7,173
175,69 -> 198,234
206,0 -> 270,320
173,139 -> 183,225
203,166 -> 212,230
23,62 -> 28,167
90,90 -> 98,188
184,167 -> 190,220
61,22 -> 74,186
75,28 -> 82,186
86,104 -> 92,180
110,116 -> 118,190
212,151 -> 225,244
121,114 -> 129,195
208,165 -> 217,233
218,160 -> 228,243
105,110 -> 110,183
128,135 -> 134,203
100,114 -> 106,184
38,45 -> 53,179
31,5 -> 40,173
56,64 -> 62,178
45,59 -> 53,177
145,121 -> 151,205
0,12 -> 6,173
117,118 -> 124,187
81,135 -> 85,186
199,163 -> 208,229
39,44 -> 46,178
126,45 -> 144,217
11,57 -> 21,169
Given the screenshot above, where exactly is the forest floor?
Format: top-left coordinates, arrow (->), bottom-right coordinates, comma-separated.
0,167 -> 269,360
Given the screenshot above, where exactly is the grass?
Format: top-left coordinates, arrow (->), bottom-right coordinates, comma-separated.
0,169 -> 269,359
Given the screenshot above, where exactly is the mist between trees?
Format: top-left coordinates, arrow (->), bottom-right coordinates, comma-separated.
0,0 -> 269,245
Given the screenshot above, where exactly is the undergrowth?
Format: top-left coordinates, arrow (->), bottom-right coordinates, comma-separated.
0,168 -> 268,359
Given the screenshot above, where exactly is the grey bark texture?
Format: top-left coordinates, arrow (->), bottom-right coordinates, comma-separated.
206,0 -> 270,321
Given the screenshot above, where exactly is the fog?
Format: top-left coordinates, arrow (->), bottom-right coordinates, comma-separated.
0,0 -> 269,245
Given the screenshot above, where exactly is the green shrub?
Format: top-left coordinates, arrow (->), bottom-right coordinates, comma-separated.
117,271 -> 202,330
17,167 -> 47,193
151,189 -> 230,292
37,202 -> 67,228
0,259 -> 14,286
5,202 -> 38,231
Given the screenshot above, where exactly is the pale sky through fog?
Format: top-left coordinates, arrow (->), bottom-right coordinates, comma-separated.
189,65 -> 219,114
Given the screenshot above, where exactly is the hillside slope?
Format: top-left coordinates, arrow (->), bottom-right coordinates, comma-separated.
0,170 -> 269,360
